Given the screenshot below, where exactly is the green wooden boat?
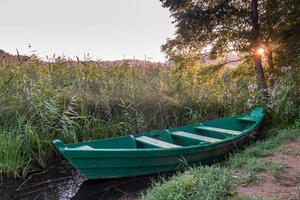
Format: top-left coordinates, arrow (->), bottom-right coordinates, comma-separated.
53,108 -> 265,179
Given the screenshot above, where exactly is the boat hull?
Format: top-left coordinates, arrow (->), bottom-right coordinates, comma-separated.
77,137 -> 249,179
53,108 -> 265,179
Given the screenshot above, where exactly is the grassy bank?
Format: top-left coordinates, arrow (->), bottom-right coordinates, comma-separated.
0,58 -> 299,178
142,127 -> 300,200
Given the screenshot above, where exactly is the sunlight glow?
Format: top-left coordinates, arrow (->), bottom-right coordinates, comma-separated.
256,47 -> 265,56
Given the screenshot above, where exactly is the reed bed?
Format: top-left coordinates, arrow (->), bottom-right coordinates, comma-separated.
0,58 -> 299,178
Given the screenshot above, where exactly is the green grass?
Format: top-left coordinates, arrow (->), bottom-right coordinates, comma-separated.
142,128 -> 300,200
0,133 -> 30,179
0,58 -> 299,177
227,129 -> 299,172
142,166 -> 232,200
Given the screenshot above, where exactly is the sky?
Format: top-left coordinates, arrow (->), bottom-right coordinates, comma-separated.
0,0 -> 175,61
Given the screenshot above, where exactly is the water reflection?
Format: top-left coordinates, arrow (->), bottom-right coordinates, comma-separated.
1,164 -> 171,200
73,175 -> 157,200
2,166 -> 84,200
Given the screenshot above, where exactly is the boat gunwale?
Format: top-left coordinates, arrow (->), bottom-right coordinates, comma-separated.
60,121 -> 263,153
54,109 -> 265,154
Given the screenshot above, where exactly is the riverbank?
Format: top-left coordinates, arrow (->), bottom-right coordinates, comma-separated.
2,127 -> 299,199
142,127 -> 300,200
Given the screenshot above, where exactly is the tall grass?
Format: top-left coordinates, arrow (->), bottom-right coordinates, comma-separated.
142,166 -> 232,200
0,58 -> 299,177
0,132 -> 30,179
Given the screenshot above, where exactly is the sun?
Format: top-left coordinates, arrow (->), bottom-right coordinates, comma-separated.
256,47 -> 265,56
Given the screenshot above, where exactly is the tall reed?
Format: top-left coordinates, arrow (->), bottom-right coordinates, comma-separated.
0,58 -> 299,177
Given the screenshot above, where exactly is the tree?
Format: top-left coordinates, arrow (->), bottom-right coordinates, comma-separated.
160,0 -> 299,90
251,0 -> 268,90
274,0 -> 300,68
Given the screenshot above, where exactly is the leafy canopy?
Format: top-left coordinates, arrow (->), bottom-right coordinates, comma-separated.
161,0 -> 300,66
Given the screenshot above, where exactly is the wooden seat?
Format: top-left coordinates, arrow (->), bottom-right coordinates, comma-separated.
237,116 -> 257,122
195,126 -> 242,135
67,145 -> 94,150
136,136 -> 181,148
171,131 -> 222,143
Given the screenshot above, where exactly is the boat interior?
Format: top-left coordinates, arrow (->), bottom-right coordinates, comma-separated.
65,110 -> 262,150
134,113 -> 257,149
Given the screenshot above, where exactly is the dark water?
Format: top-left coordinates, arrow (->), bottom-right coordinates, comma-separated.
0,163 -> 168,200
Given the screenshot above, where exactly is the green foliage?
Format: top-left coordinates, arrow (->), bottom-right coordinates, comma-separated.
228,155 -> 284,175
160,0 -> 300,63
0,58 -> 299,177
160,0 -> 252,58
142,166 -> 232,200
242,139 -> 279,158
160,0 -> 300,91
267,77 -> 300,127
227,128 -> 299,177
0,132 -> 30,179
275,0 -> 300,67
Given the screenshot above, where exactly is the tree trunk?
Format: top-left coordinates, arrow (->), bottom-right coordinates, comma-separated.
251,0 -> 268,91
267,50 -> 274,87
254,55 -> 268,90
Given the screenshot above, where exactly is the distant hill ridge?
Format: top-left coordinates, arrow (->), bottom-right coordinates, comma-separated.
0,49 -> 173,67
101,59 -> 174,68
0,49 -> 29,61
0,49 -> 239,67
